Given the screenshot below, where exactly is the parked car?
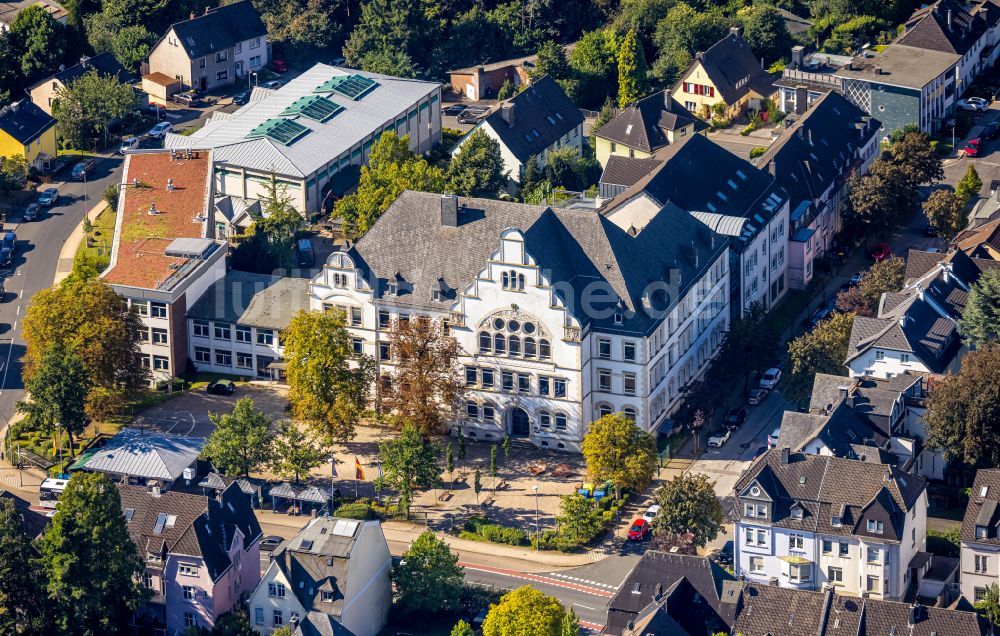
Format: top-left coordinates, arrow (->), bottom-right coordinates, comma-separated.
271,58 -> 288,73
206,379 -> 237,395
958,97 -> 989,112
457,107 -> 489,124
119,136 -> 139,154
172,90 -> 199,106
985,121 -> 1000,140
748,388 -> 768,405
442,104 -> 466,116
296,238 -> 315,268
261,80 -> 283,90
808,307 -> 832,328
627,518 -> 650,541
965,138 -> 983,157
759,367 -> 782,390
147,121 -> 173,138
724,408 -> 747,428
642,504 -> 661,523
233,91 -> 250,106
714,542 -> 734,566
71,159 -> 96,181
707,428 -> 732,448
23,202 -> 39,221
767,427 -> 781,448
37,187 -> 58,206
260,535 -> 283,552
871,242 -> 892,262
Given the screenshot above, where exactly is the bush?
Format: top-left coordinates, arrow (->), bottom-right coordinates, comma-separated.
460,516 -> 528,546
335,501 -> 374,520
749,146 -> 768,159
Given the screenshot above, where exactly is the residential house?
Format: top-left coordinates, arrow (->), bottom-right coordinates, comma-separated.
448,53 -> 536,101
213,195 -> 262,241
896,0 -> 1000,97
776,372 -> 946,480
451,75 -> 583,187
0,0 -> 65,31
168,64 -> 441,214
103,149 -> 227,383
754,92 -> 881,289
310,191 -> 731,450
592,90 -> 704,169
597,156 -> 663,200
734,449 -> 928,601
600,133 -> 790,317
959,469 -> 1000,604
186,271 -> 311,380
606,551 -> 736,635
0,100 -> 55,172
953,214 -> 1000,258
28,53 -> 133,115
248,516 -> 392,636
147,0 -> 268,92
70,428 -> 206,488
0,489 -> 49,540
119,482 -> 262,634
670,27 -> 779,120
844,248 -> 999,379
611,551 -> 986,636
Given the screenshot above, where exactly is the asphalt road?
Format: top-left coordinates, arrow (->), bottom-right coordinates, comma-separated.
0,156 -> 124,427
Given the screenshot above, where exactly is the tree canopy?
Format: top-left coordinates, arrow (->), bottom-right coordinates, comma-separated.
37,473 -> 148,635
270,422 -> 324,484
785,311 -> 855,403
925,343 -> 1000,466
581,413 -> 658,499
653,472 -> 724,548
17,343 -> 89,455
0,498 -> 47,635
374,423 -> 441,515
481,586 -> 571,636
52,70 -> 137,150
204,398 -> 275,477
447,129 -> 509,198
959,270 -> 1000,348
9,6 -> 65,82
393,530 -> 464,615
617,29 -> 648,107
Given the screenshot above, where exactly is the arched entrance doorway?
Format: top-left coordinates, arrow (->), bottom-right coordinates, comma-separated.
508,408 -> 530,437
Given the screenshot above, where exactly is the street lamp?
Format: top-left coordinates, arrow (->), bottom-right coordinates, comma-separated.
532,485 -> 539,551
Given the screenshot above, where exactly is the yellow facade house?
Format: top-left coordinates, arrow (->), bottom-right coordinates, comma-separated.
592,91 -> 705,168
0,100 -> 56,172
671,27 -> 779,121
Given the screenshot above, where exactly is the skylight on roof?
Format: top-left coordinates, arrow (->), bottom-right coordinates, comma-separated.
246,118 -> 310,145
706,202 -> 717,212
982,486 -> 990,497
555,112 -> 563,120
531,129 -> 540,138
547,115 -> 556,125
716,191 -> 728,201
727,179 -> 738,190
281,94 -> 344,123
735,169 -> 747,181
314,73 -> 379,100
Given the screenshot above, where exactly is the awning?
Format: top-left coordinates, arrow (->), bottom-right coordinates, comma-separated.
264,360 -> 288,371
779,555 -> 813,565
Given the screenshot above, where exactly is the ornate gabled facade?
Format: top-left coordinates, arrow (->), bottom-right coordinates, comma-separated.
310,191 -> 731,450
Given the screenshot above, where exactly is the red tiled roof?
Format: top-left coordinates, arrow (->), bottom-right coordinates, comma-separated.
103,151 -> 210,289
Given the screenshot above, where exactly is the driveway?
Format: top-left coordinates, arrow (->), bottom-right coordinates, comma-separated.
134,383 -> 290,439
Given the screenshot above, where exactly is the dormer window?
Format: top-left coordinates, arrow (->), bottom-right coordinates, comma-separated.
831,516 -> 842,527
791,506 -> 803,520
386,282 -> 397,295
977,525 -> 989,540
867,519 -> 884,534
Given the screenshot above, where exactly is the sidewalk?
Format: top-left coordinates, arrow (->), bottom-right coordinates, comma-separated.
52,199 -> 108,286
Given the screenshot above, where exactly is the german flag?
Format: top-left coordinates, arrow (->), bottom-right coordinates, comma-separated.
355,457 -> 366,480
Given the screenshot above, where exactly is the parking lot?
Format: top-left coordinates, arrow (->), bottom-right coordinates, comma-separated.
133,383 -> 291,439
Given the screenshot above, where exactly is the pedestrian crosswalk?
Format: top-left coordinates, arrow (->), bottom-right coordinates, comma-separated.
546,572 -> 619,591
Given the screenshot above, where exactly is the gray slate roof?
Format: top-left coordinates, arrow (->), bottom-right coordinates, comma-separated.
735,450 -> 926,541
962,469 -> 1000,545
684,31 -> 779,104
898,0 -> 990,56
28,53 -> 132,91
594,91 -> 702,153
167,1 -> 267,59
188,270 -> 311,330
0,100 -> 55,145
78,428 -> 205,482
476,75 -> 583,163
168,64 -> 439,179
599,155 -> 662,188
342,191 -> 727,334
118,482 -> 262,581
601,134 -> 788,249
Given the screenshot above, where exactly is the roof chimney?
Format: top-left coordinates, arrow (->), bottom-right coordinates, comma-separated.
501,103 -> 515,128
730,26 -> 742,38
79,55 -> 89,68
148,203 -> 159,215
780,447 -> 790,465
948,9 -> 953,30
908,601 -> 920,626
440,194 -> 459,227
874,66 -> 883,75
166,178 -> 174,191
190,10 -> 196,18
791,45 -> 805,69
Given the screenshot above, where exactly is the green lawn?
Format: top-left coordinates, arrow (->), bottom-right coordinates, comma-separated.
76,205 -> 117,264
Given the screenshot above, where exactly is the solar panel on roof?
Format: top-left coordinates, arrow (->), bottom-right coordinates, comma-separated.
245,118 -> 310,145
281,95 -> 344,123
314,74 -> 379,100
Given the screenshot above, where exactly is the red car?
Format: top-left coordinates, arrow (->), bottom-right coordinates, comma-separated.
627,518 -> 650,541
271,58 -> 288,73
871,242 -> 892,262
965,138 -> 982,157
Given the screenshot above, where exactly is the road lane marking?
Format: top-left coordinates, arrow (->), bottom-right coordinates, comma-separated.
572,603 -> 597,611
459,562 -> 614,598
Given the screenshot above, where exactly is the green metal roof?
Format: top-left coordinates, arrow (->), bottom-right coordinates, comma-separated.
314,74 -> 379,100
245,118 -> 310,145
280,95 -> 344,123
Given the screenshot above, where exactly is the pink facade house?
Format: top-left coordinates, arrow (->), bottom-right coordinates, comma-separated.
119,482 -> 263,634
